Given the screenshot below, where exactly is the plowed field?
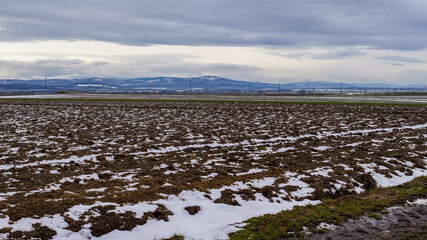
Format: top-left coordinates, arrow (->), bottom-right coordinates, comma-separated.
0,100 -> 426,239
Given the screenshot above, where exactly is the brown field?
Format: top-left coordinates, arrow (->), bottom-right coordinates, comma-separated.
0,100 -> 426,239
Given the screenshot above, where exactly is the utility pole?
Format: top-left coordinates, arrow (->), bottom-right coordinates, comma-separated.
321,81 -> 324,94
189,79 -> 192,94
44,75 -> 47,93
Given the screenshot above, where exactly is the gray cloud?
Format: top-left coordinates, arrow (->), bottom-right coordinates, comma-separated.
34,59 -> 85,66
0,59 -> 93,79
116,56 -> 267,81
310,50 -> 366,60
1,0 -> 427,50
2,55 -> 427,85
278,49 -> 366,60
91,61 -> 109,66
376,55 -> 425,63
387,69 -> 427,84
0,56 -> 266,81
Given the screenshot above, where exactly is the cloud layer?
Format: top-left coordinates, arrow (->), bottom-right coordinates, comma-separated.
1,0 -> 427,50
0,55 -> 266,81
1,1 -> 427,84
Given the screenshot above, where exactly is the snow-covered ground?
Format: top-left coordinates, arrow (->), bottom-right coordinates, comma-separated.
1,162 -> 426,240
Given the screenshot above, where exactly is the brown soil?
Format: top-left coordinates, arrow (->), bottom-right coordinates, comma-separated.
8,223 -> 56,240
184,206 -> 201,215
64,204 -> 173,236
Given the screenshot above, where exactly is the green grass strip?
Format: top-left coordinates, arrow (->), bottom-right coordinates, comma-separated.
161,234 -> 185,240
229,176 -> 427,240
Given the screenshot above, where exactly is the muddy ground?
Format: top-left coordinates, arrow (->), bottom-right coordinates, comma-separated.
309,201 -> 427,240
0,100 -> 426,239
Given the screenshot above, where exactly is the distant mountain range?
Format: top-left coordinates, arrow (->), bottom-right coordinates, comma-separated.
0,76 -> 425,94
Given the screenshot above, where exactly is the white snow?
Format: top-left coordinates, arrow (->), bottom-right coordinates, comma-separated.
411,199 -> 427,205
317,222 -> 337,231
86,188 -> 107,193
313,146 -> 331,151
59,173 -> 99,183
308,167 -> 333,177
235,168 -> 266,176
0,155 -> 99,171
361,158 -> 427,188
96,191 -> 319,240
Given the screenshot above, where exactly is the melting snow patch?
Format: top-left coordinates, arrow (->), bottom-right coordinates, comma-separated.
410,199 -> 427,205
201,173 -> 218,179
59,173 -> 99,183
317,222 -> 337,231
235,168 -> 266,176
313,146 -> 331,151
86,187 -> 107,192
96,191 -> 319,240
338,164 -> 353,171
369,163 -> 427,188
308,167 -> 333,177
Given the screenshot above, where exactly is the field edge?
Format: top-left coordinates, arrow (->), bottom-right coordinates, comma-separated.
228,176 -> 427,240
1,97 -> 427,107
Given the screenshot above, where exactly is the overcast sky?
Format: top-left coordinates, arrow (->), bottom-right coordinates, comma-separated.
1,0 -> 427,84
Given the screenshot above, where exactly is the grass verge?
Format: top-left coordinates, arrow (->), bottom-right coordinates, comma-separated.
229,176 -> 427,240
161,234 -> 185,240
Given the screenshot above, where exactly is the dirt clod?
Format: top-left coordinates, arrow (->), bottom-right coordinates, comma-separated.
152,204 -> 174,221
185,206 -> 201,215
89,211 -> 147,237
214,189 -> 241,206
8,223 -> 56,240
357,173 -> 377,190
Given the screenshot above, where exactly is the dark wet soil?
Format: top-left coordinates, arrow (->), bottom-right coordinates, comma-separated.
8,223 -> 56,240
184,205 -> 201,215
65,204 -> 174,236
310,202 -> 427,240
